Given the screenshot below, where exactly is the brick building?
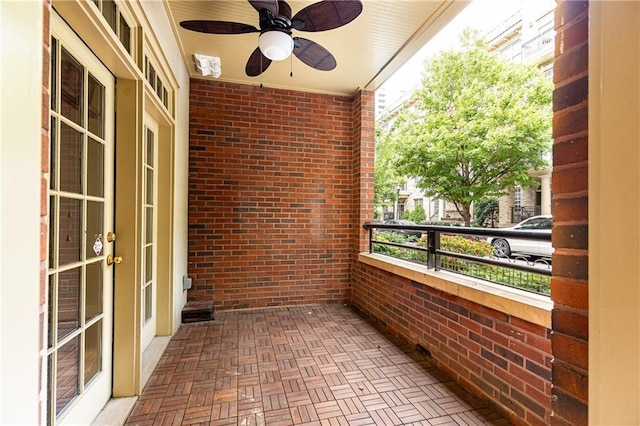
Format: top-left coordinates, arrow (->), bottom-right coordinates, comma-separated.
1,1 -> 636,425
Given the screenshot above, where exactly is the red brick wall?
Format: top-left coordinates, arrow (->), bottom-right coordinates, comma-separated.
188,79 -> 367,309
350,90 -> 376,255
352,264 -> 552,425
551,1 -> 589,424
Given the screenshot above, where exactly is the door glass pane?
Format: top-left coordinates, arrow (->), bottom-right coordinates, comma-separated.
146,129 -> 154,167
144,245 -> 153,283
144,285 -> 153,322
84,320 -> 102,384
60,122 -> 83,194
87,75 -> 104,138
58,197 -> 82,266
60,48 -> 84,126
85,262 -> 103,321
50,117 -> 57,190
145,207 -> 153,244
87,138 -> 104,197
47,353 -> 53,423
146,168 -> 153,204
51,38 -> 58,111
86,201 -> 104,259
56,335 -> 80,415
48,275 -> 56,348
57,267 -> 81,341
49,196 -> 57,268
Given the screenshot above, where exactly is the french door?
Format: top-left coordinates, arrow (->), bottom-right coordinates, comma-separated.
141,116 -> 158,351
47,12 -> 114,425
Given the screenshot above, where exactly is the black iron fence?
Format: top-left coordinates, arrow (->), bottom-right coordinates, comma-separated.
363,222 -> 552,296
511,205 -> 541,223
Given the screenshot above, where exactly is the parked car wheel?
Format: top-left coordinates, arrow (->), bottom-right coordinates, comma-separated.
487,215 -> 553,258
491,238 -> 511,257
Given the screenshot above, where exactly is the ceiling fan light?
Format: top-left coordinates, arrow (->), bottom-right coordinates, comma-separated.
259,31 -> 293,61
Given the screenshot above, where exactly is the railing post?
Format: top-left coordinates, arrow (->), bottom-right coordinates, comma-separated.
434,231 -> 441,271
427,229 -> 436,269
369,227 -> 373,253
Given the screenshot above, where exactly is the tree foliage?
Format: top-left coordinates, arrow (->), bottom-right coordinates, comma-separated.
374,125 -> 402,216
389,31 -> 552,226
403,204 -> 426,223
474,198 -> 499,227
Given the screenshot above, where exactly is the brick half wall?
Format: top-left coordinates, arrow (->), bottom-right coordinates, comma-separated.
188,79 -> 362,309
352,262 -> 552,425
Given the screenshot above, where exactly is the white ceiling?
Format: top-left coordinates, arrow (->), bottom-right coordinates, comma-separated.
164,1 -> 470,96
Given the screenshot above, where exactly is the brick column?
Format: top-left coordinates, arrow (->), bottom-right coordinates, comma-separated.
550,1 -> 589,424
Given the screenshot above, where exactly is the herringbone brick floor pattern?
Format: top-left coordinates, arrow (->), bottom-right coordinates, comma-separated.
125,304 -> 511,425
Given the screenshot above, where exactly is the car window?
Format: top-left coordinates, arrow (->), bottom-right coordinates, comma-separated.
518,218 -> 539,229
518,217 -> 552,229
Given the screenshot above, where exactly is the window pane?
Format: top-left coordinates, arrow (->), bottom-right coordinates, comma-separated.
60,48 -> 84,126
87,74 -> 104,138
148,64 -> 156,89
86,201 -> 104,259
87,138 -> 104,197
103,0 -> 117,32
59,122 -> 83,194
85,261 -> 103,321
58,198 -> 82,266
57,267 -> 81,341
119,14 -> 131,53
84,320 -> 103,384
56,335 -> 80,415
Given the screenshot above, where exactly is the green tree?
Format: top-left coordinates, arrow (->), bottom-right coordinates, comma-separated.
474,198 -> 499,227
390,31 -> 552,226
374,125 -> 402,217
403,204 -> 426,223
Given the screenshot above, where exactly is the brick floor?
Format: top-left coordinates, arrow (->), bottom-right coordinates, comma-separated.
125,304 -> 511,425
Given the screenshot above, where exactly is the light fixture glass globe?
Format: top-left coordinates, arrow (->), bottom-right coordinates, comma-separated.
258,31 -> 294,61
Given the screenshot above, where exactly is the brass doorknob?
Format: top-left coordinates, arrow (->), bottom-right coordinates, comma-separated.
107,254 -> 123,266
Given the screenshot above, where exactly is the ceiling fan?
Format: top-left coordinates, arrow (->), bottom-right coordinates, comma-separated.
180,0 -> 363,77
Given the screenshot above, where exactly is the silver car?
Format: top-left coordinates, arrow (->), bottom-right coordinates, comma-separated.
488,215 -> 553,257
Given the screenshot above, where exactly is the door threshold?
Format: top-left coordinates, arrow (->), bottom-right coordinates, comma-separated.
90,336 -> 172,425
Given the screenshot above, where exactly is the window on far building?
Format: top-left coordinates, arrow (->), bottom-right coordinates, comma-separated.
514,186 -> 522,210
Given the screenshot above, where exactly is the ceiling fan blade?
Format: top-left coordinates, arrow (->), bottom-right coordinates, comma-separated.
292,0 -> 363,32
248,0 -> 279,16
245,47 -> 272,77
180,20 -> 259,34
277,1 -> 292,19
293,37 -> 336,71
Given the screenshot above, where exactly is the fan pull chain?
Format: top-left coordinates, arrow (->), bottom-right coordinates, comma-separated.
290,54 -> 293,78
260,54 -> 263,88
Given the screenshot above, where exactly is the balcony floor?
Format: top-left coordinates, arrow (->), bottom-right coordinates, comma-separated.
125,304 -> 510,425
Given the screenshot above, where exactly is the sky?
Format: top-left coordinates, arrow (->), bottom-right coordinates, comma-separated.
378,0 -> 522,105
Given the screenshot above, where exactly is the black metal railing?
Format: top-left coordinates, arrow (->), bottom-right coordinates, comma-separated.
363,222 -> 552,296
511,205 -> 541,223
